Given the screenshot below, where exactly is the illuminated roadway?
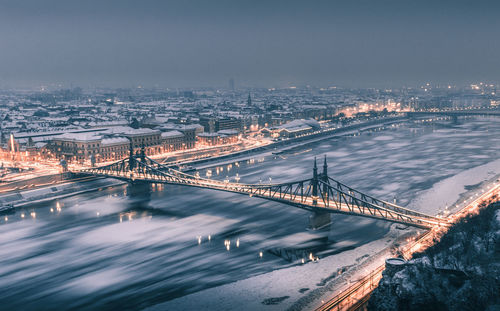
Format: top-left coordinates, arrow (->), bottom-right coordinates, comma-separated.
314,180 -> 500,311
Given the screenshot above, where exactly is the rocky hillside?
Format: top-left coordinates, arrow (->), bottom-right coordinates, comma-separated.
368,202 -> 500,311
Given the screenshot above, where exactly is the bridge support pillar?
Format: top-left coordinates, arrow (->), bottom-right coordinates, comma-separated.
308,210 -> 331,230
126,181 -> 151,201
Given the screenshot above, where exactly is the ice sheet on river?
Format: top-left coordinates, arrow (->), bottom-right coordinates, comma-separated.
408,158 -> 500,214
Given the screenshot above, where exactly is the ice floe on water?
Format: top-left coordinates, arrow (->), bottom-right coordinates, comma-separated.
78,214 -> 239,246
373,135 -> 394,141
65,268 -> 129,294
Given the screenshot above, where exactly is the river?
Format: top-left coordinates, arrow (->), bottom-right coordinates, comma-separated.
0,117 -> 499,310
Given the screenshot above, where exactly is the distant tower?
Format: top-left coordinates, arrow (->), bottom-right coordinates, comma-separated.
229,78 -> 235,91
247,93 -> 252,106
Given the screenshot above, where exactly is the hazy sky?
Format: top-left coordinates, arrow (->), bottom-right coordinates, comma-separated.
1,0 -> 499,88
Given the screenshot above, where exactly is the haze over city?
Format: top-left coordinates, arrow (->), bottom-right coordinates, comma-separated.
1,0 -> 500,88
1,1 -> 499,311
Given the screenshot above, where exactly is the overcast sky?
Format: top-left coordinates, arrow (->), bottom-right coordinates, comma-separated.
0,0 -> 499,89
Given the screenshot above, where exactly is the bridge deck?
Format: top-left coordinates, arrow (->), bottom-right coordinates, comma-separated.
81,156 -> 449,229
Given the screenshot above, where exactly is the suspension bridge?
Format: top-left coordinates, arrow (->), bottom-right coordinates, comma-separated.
80,149 -> 449,229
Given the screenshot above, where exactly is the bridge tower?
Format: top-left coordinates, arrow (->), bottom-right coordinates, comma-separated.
126,142 -> 151,199
309,157 -> 331,230
322,155 -> 329,198
312,157 -> 318,205
128,143 -> 136,171
140,145 -> 146,163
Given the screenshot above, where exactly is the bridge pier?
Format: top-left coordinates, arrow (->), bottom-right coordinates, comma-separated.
126,181 -> 151,208
308,210 -> 331,230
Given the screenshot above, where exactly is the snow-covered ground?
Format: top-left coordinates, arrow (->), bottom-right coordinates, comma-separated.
144,229 -> 401,311
408,158 -> 500,214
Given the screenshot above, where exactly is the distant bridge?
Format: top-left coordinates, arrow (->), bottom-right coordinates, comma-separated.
81,150 -> 449,229
408,108 -> 500,118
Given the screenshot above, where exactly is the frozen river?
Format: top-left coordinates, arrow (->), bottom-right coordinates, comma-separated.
0,117 -> 499,310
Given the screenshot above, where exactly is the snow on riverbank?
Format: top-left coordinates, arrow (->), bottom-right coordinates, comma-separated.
143,232 -> 399,311
408,158 -> 500,215
144,157 -> 500,311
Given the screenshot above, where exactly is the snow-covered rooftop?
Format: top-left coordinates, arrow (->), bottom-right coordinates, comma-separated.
161,130 -> 184,138
218,129 -> 238,135
53,132 -> 102,142
122,128 -> 160,136
101,137 -> 130,146
198,132 -> 221,137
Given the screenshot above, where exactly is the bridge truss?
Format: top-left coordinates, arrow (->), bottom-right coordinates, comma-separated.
81,152 -> 448,229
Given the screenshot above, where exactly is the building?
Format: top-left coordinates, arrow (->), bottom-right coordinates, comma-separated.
42,124 -> 210,163
161,130 -> 185,152
197,130 -> 239,146
199,117 -> 242,133
215,117 -> 242,132
99,137 -> 130,162
217,129 -> 239,144
261,119 -> 321,139
199,117 -> 216,133
46,126 -> 164,163
197,132 -> 222,146
120,128 -> 162,155
48,133 -> 105,163
160,124 -> 203,149
229,78 -> 235,91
